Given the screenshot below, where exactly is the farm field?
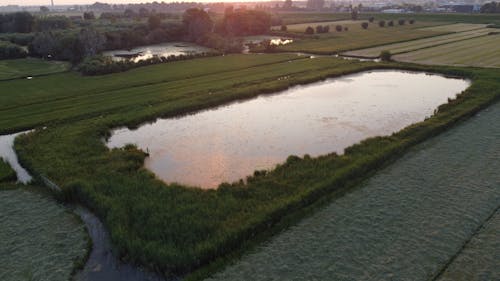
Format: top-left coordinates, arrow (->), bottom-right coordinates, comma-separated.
344,27 -> 492,58
417,23 -> 490,33
0,58 -> 69,80
394,34 -> 500,68
0,185 -> 88,281
206,101 -> 500,281
438,209 -> 500,281
2,11 -> 500,280
275,20 -> 445,54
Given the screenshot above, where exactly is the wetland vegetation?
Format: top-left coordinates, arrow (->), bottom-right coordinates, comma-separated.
1,8 -> 499,281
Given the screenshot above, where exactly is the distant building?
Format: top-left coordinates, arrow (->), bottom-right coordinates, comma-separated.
381,9 -> 406,13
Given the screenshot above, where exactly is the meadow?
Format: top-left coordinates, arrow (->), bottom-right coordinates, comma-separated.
275,20 -> 445,54
1,12 -> 500,280
394,34 -> 500,68
0,184 -> 88,281
0,159 -> 16,182
0,58 -> 69,80
344,26 -> 492,58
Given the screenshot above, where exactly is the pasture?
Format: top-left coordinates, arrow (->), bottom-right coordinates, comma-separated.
0,58 -> 69,80
394,34 -> 500,68
344,26 -> 491,58
275,20 -> 445,54
0,160 -> 15,182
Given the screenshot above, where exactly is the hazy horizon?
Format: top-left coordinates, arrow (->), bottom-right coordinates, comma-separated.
2,0 -> 255,6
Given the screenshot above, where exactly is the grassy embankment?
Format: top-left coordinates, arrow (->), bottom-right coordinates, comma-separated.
0,51 -> 497,277
0,159 -> 16,183
0,58 -> 69,81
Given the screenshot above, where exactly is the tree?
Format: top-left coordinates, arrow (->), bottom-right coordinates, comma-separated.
361,22 -> 369,29
148,14 -> 162,30
379,20 -> 386,27
398,19 -> 406,25
77,27 -> 106,60
83,12 -> 95,20
280,25 -> 287,31
351,7 -> 359,20
183,8 -> 213,41
316,25 -> 323,33
40,6 -> 50,13
283,0 -> 293,9
13,12 -> 35,33
409,19 -> 415,24
335,25 -> 342,32
388,20 -> 394,27
368,16 -> 375,23
305,26 -> 314,34
323,25 -> 329,33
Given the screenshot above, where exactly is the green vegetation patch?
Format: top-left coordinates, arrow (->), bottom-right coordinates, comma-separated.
0,159 -> 16,183
0,58 -> 69,81
10,54 -> 500,277
394,34 -> 500,68
0,185 -> 88,281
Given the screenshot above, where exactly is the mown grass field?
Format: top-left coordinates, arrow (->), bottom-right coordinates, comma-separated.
0,58 -> 69,80
394,34 -> 500,68
417,23 -> 490,32
344,26 -> 492,58
275,20 -> 445,54
0,184 -> 88,281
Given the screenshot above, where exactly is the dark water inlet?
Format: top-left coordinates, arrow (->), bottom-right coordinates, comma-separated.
106,70 -> 470,188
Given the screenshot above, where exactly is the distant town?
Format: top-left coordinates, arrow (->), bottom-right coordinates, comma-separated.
0,0 -> 493,14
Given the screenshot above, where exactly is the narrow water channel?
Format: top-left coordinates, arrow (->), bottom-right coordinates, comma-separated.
0,131 -> 32,183
107,70 -> 470,188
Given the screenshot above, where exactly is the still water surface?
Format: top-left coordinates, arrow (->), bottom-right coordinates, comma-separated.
0,131 -> 32,183
103,42 -> 213,63
107,70 -> 469,188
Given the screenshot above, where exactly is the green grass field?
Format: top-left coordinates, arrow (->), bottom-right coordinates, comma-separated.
2,12 -> 500,279
0,185 -> 88,281
0,58 -> 69,80
344,27 -> 491,58
275,20 -> 444,54
417,23 -> 490,32
0,160 -> 16,183
394,34 -> 500,68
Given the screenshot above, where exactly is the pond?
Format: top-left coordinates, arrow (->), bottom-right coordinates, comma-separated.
0,131 -> 32,184
102,42 -> 214,63
106,70 -> 470,189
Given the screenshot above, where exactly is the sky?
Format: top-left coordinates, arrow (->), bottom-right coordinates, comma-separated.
2,0 -> 233,5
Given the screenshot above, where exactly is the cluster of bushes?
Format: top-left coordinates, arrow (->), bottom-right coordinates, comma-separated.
0,33 -> 34,46
196,33 -> 244,53
77,52 -> 220,75
0,41 -> 27,59
216,8 -> 272,36
378,19 -> 414,28
361,22 -> 369,29
304,25 -> 330,34
480,2 -> 500,13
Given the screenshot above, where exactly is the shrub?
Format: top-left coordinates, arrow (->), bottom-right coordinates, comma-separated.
316,25 -> 323,33
0,41 -> 28,59
361,22 -> 369,29
380,50 -> 392,61
388,20 -> 394,27
323,25 -> 330,33
335,25 -> 343,32
369,16 -> 375,23
305,26 -> 314,34
409,19 -> 415,24
280,25 -> 287,31
379,20 -> 386,27
398,19 -> 406,25
344,27 -> 349,31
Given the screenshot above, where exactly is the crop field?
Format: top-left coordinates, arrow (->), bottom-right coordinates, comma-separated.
394,34 -> 500,68
0,185 -> 88,281
206,101 -> 500,281
438,209 -> 500,281
275,20 -> 446,54
0,58 -> 69,81
417,23 -> 490,33
344,27 -> 492,58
